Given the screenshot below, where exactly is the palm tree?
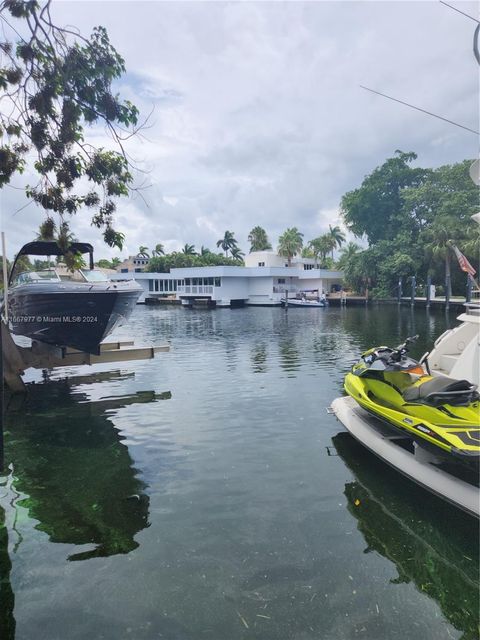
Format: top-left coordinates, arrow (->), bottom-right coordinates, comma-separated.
308,235 -> 333,267
37,217 -> 57,241
248,226 -> 272,252
277,227 -> 304,266
424,224 -> 454,298
182,243 -> 197,255
328,224 -> 346,258
152,244 -> 165,257
216,230 -> 238,257
138,246 -> 149,258
336,242 -> 361,270
231,246 -> 245,261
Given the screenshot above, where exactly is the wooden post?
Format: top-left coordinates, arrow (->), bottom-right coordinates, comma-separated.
445,274 -> 450,311
466,274 -> 473,303
397,277 -> 402,303
426,275 -> 431,309
410,276 -> 416,307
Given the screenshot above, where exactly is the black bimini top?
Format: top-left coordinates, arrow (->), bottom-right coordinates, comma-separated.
9,241 -> 95,284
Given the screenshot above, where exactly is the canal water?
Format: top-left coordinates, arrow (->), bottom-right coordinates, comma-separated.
1,305 -> 478,640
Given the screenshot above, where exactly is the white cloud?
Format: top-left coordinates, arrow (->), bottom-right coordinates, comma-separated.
1,1 -> 477,260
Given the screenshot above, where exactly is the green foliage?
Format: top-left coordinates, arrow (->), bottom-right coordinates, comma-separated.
278,227 -> 303,265
146,251 -> 244,272
248,226 -> 272,252
216,230 -> 239,257
341,151 -> 426,244
339,154 -> 479,296
0,1 -> 139,248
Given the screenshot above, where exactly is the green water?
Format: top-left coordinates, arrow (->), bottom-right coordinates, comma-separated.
0,305 -> 478,640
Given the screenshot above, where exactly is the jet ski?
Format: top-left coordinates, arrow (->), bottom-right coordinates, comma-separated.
344,335 -> 480,462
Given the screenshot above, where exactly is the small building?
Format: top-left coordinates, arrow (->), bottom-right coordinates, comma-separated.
111,252 -> 343,306
117,255 -> 150,273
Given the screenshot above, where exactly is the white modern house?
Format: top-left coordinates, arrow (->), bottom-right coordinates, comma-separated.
112,251 -> 343,307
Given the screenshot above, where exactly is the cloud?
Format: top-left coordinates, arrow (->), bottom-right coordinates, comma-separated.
1,1 -> 477,259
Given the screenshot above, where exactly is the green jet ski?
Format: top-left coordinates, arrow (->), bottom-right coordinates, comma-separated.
344,335 -> 480,462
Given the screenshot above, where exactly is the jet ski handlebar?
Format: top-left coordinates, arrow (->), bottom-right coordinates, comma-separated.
390,334 -> 419,362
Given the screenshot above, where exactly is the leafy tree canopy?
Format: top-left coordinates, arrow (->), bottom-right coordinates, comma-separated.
341,151 -> 426,244
0,0 -> 140,250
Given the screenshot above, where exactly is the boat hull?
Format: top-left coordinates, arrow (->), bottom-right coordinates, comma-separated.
8,281 -> 142,354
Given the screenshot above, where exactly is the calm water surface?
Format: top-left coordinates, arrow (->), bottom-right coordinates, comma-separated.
1,305 -> 478,640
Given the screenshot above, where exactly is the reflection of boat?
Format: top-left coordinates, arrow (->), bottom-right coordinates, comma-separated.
7,242 -> 142,354
3,378 -> 167,561
332,431 -> 479,640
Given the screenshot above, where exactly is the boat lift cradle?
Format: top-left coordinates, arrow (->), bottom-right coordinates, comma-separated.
1,318 -> 169,393
329,396 -> 479,519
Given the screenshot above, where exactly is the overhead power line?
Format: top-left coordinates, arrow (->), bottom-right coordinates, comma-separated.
439,1 -> 480,24
359,85 -> 479,136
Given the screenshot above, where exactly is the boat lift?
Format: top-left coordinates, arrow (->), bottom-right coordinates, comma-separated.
329,396 -> 479,519
0,318 -> 169,393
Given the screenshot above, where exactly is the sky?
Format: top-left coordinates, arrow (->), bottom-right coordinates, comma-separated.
1,0 -> 478,260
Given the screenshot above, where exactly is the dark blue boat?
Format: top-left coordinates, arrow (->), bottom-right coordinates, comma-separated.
7,242 -> 142,354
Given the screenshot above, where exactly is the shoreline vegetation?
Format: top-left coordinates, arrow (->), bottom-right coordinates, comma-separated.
4,154 -> 478,301
100,152 -> 478,300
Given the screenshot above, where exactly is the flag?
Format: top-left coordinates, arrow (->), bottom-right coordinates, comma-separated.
451,244 -> 477,277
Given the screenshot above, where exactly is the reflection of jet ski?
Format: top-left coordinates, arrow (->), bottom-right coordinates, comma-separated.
332,432 -> 479,640
344,335 -> 480,462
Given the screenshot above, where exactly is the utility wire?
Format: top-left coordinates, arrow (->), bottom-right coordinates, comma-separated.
359,85 -> 479,135
439,1 -> 479,24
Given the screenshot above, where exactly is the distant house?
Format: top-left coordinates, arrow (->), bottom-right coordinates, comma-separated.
116,255 -> 150,273
112,251 -> 343,306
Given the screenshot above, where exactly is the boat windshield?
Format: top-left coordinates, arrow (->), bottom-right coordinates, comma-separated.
15,270 -> 61,284
79,269 -> 110,283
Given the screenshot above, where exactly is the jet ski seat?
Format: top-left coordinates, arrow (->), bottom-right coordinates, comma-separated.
403,376 -> 479,407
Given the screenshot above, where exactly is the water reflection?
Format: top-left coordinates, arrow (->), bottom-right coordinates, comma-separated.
332,432 -> 479,640
251,343 -> 268,373
4,378 -> 170,561
0,487 -> 15,640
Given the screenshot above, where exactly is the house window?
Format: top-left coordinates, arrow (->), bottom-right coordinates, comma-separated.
214,277 -> 221,287
185,278 -> 191,285
149,280 -> 153,291
135,268 -> 142,273
258,262 -> 265,267
121,268 -> 128,273
277,278 -> 285,284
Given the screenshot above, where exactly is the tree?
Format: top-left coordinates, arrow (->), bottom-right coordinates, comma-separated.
336,242 -> 361,270
0,0 -> 141,249
341,151 -> 426,244
152,244 -> 165,257
216,230 -> 238,257
181,243 -> 196,255
248,226 -> 272,252
138,246 -> 149,258
308,235 -> 332,267
278,227 -> 303,266
230,246 -> 245,261
328,224 -> 346,258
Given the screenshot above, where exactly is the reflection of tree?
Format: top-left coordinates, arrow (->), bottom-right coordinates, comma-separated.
4,380 -> 170,562
0,500 -> 15,640
333,433 -> 479,640
251,343 -> 268,373
278,338 -> 300,375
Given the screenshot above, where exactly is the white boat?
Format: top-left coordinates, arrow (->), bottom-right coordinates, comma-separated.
426,211 -> 480,386
281,297 -> 326,308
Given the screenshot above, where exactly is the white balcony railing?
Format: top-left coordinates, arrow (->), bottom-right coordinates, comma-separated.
177,285 -> 214,296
